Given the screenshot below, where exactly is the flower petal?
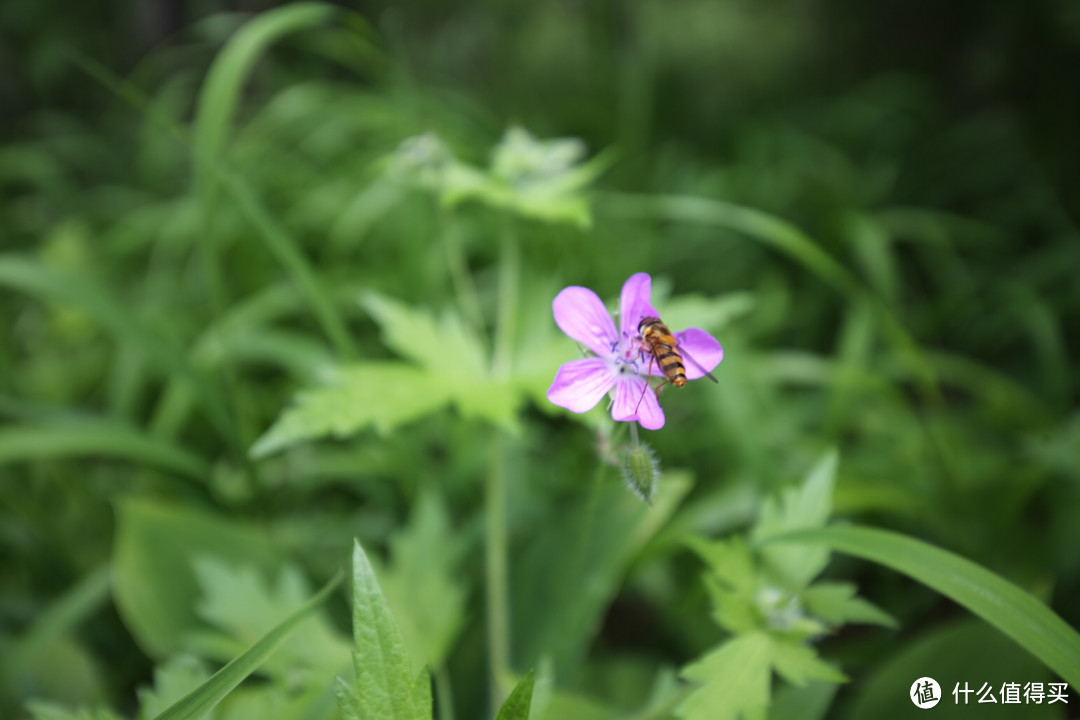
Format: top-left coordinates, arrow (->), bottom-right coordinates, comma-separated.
619,272 -> 661,340
611,376 -> 666,430
553,286 -> 618,356
673,328 -> 724,380
547,358 -> 617,413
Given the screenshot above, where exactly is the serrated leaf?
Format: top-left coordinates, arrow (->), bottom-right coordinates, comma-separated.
345,541 -> 431,720
764,524 -> 1080,689
751,451 -> 837,590
189,558 -> 350,680
360,293 -> 485,378
149,571 -> 342,720
335,677 -> 361,720
799,582 -> 896,628
436,127 -> 603,226
703,575 -> 760,634
379,491 -> 466,670
112,499 -> 280,659
361,292 -> 522,428
250,362 -> 453,457
495,671 -> 535,720
136,656 -> 213,720
678,633 -> 773,720
769,639 -> 847,686
688,537 -> 756,592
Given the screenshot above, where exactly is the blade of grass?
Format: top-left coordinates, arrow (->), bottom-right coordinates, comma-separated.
762,525 -> 1080,688
0,423 -> 208,482
192,2 -> 339,183
151,570 -> 343,720
0,255 -> 231,438
11,565 -> 111,655
192,2 -> 356,360
72,37 -> 363,360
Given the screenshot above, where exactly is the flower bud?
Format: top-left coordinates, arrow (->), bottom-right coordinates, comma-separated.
621,442 -> 660,503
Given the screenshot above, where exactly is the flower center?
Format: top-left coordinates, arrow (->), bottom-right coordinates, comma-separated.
607,332 -> 648,377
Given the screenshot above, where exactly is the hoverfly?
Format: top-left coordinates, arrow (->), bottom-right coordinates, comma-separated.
634,316 -> 718,412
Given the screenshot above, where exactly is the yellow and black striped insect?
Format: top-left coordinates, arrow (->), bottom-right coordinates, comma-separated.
635,316 -> 718,411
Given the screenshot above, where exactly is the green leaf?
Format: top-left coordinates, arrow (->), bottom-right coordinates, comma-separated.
361,292 -> 521,425
751,450 -> 837,590
495,671 -> 535,720
512,472 -> 693,678
688,536 -> 756,593
189,558 -> 350,680
26,702 -> 123,720
702,574 -> 759,635
678,632 -> 773,720
769,639 -> 847,686
149,571 -> 342,720
0,422 -> 208,482
112,499 -> 281,658
249,362 -> 452,457
192,4 -> 357,358
193,3 -> 338,178
0,255 -> 230,436
378,491 -> 467,670
765,524 -> 1080,688
798,582 -> 896,628
844,619 -> 1062,720
436,127 -> 606,226
689,537 -> 761,634
766,683 -> 836,720
342,540 -> 431,720
136,656 -> 213,720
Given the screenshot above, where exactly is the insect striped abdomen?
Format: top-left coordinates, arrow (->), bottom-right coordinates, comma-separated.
638,317 -> 687,387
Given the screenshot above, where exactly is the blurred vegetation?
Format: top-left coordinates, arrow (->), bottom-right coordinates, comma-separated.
1,0 -> 1079,719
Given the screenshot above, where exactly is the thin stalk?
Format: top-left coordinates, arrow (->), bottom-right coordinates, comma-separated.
486,217 -> 521,713
434,665 -> 456,720
491,218 -> 520,379
440,212 -> 486,345
485,433 -> 511,713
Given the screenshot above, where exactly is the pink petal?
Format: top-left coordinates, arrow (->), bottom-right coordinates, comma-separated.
553,286 -> 618,356
619,272 -> 660,340
673,328 -> 724,380
611,376 -> 666,430
547,358 -> 617,413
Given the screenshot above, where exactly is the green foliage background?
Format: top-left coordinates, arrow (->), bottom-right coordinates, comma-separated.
2,0 -> 1079,718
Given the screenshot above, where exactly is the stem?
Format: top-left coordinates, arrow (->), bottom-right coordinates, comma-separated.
491,218 -> 520,378
486,215 -> 522,712
485,433 -> 511,713
440,212 -> 486,344
434,665 -> 456,720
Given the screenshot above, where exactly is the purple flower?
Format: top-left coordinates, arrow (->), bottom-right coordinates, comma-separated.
546,273 -> 724,430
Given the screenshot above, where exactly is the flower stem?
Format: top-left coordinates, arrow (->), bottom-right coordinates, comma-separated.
485,433 -> 511,712
485,216 -> 520,711
434,665 -> 456,720
491,218 -> 520,378
440,211 -> 486,345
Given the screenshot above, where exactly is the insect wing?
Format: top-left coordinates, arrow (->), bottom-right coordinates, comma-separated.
680,345 -> 719,384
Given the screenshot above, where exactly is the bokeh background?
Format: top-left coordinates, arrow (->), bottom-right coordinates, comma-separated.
2,1 -> 1079,719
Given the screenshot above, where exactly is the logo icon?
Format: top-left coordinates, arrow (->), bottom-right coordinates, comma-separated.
911,677 -> 942,709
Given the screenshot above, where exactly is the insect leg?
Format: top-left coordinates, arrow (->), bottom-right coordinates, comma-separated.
634,353 -> 657,413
